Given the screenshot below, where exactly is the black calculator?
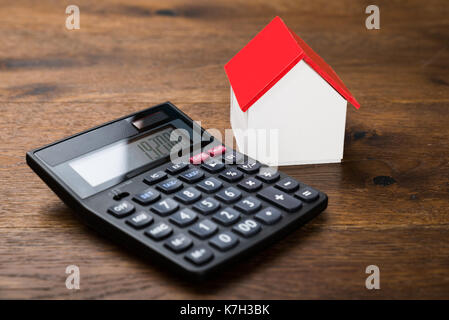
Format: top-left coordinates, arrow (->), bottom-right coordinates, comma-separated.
27,102 -> 327,279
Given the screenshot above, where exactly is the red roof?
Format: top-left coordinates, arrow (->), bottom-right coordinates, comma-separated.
224,17 -> 360,112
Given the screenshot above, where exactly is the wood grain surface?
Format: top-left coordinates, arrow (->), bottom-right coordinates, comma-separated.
1,0 -> 448,299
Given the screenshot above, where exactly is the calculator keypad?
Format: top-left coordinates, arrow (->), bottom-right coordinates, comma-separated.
156,178 -> 183,194
145,222 -> 173,240
126,211 -> 153,229
151,198 -> 179,216
219,168 -> 243,182
295,187 -> 319,202
179,168 -> 205,183
238,177 -> 262,192
196,177 -> 222,193
232,219 -> 261,238
143,171 -> 167,185
185,247 -> 214,265
108,200 -> 135,217
234,196 -> 261,214
165,233 -> 193,253
169,208 -> 198,227
193,197 -> 221,215
257,187 -> 302,212
215,187 -> 242,204
209,232 -> 239,251
174,187 -> 201,204
132,188 -> 160,205
102,145 -> 325,274
189,219 -> 218,239
212,208 -> 241,226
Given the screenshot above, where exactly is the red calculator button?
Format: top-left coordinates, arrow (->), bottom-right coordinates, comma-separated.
190,152 -> 210,164
207,145 -> 226,157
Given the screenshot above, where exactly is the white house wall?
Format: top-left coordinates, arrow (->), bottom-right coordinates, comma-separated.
243,59 -> 347,166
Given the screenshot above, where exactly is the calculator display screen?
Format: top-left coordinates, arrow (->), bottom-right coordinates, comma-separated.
68,126 -> 189,187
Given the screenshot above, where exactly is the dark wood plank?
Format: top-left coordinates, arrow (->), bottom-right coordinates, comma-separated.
1,0 -> 448,299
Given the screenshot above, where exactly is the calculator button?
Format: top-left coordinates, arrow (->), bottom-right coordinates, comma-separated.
275,177 -> 299,193
237,161 -> 261,174
215,187 -> 242,204
126,211 -> 153,229
164,233 -> 193,253
179,168 -> 205,183
196,177 -> 222,193
234,196 -> 261,214
156,178 -> 183,194
232,219 -> 261,238
108,200 -> 135,217
255,207 -> 282,225
166,162 -> 189,175
295,187 -> 319,202
145,222 -> 173,241
185,247 -> 214,265
201,159 -> 225,173
143,171 -> 167,185
190,152 -> 210,164
257,186 -> 302,212
193,197 -> 221,215
207,145 -> 226,157
219,168 -> 243,182
174,187 -> 202,204
238,177 -> 262,192
212,208 -> 241,226
189,219 -> 218,239
169,208 -> 198,227
223,151 -> 244,164
256,168 -> 280,183
151,198 -> 179,216
132,188 -> 160,205
209,232 -> 239,251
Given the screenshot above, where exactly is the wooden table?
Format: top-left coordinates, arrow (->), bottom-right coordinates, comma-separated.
1,0 -> 448,299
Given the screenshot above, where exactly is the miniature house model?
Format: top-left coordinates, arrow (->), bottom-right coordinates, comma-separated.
224,16 -> 360,166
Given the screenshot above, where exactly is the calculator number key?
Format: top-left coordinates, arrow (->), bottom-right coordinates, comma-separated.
209,232 -> 239,251
185,247 -> 214,266
108,200 -> 135,217
164,234 -> 193,253
238,177 -> 262,192
132,188 -> 160,205
169,208 -> 198,227
145,222 -> 173,241
126,211 -> 153,229
255,207 -> 282,225
193,197 -> 221,215
143,171 -> 167,185
257,187 -> 302,212
219,168 -> 243,182
275,177 -> 299,193
189,219 -> 218,239
212,208 -> 241,226
215,187 -> 242,203
295,187 -> 319,202
151,198 -> 179,216
232,219 -> 261,238
174,187 -> 201,204
156,178 -> 183,194
179,168 -> 205,183
196,177 -> 222,193
234,196 -> 261,214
